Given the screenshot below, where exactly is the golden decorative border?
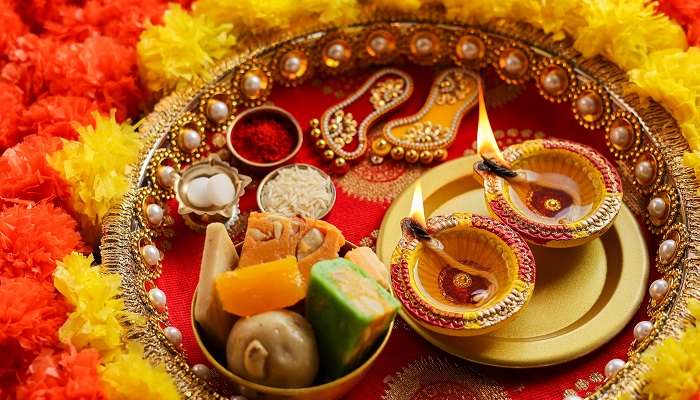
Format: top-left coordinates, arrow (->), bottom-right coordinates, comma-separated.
100,15 -> 696,400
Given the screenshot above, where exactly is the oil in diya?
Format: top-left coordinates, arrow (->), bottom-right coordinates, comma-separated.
390,181 -> 536,336
473,84 -> 622,248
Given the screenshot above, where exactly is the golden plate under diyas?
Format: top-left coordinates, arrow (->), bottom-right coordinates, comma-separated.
391,211 -> 535,336
192,243 -> 393,400
477,138 -> 624,248
378,156 -> 648,367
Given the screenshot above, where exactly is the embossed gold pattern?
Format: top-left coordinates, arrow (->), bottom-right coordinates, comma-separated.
383,356 -> 510,400
372,68 -> 478,164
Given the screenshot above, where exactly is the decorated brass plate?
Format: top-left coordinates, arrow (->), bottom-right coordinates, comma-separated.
378,156 -> 649,367
103,16 -> 691,400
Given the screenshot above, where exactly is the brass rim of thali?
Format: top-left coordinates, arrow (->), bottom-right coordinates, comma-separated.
101,11 -> 695,400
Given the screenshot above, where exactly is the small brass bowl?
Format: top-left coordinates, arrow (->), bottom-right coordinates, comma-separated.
391,212 -> 535,336
478,138 -> 623,248
192,243 -> 393,400
227,105 -> 303,171
174,155 -> 252,230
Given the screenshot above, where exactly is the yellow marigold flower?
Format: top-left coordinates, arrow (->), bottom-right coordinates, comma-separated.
629,48 -> 700,132
628,47 -> 700,188
540,0 -> 587,41
138,4 -> 236,92
48,111 -> 141,232
193,0 -> 360,34
443,0 -> 501,24
101,344 -> 180,400
574,0 -> 686,70
54,252 -> 141,359
641,299 -> 700,400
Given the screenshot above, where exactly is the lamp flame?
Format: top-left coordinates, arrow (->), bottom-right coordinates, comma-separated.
476,83 -> 509,167
409,180 -> 426,228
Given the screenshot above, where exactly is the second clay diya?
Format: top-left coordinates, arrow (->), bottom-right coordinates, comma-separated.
391,211 -> 536,336
475,138 -> 623,248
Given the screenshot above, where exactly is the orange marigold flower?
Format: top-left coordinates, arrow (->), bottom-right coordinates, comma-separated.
18,96 -> 100,140
0,277 -> 71,392
46,0 -> 168,46
15,346 -> 106,400
0,80 -> 26,150
658,0 -> 700,44
0,135 -> 71,206
0,203 -> 83,281
44,36 -> 146,119
0,1 -> 27,57
1,34 -> 58,102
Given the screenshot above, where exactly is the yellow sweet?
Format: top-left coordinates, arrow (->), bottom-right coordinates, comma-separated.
215,256 -> 305,316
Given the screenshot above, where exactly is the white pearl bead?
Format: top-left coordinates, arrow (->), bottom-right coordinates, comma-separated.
141,244 -> 161,266
207,173 -> 236,207
163,326 -> 182,346
206,99 -> 229,123
610,126 -> 630,147
327,43 -> 345,60
243,75 -> 261,93
504,53 -> 524,74
543,72 -> 562,92
577,95 -> 598,115
283,56 -> 301,73
157,166 -> 176,188
633,320 -> 653,341
658,239 -> 677,262
635,160 -> 654,183
370,36 -> 388,53
647,197 -> 667,219
461,41 -> 479,59
604,358 -> 625,378
146,203 -> 164,226
564,396 -> 583,400
415,37 -> 433,54
192,363 -> 211,380
649,278 -> 669,300
181,128 -> 201,151
187,177 -> 213,208
148,287 -> 167,308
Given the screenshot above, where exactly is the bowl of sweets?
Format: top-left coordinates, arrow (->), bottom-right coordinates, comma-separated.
192,212 -> 397,400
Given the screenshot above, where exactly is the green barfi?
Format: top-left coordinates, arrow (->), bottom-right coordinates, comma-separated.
306,258 -> 399,379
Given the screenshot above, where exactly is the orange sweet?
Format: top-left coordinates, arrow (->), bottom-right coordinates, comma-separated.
215,256 -> 306,316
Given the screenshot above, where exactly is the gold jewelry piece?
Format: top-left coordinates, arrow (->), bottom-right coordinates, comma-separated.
309,68 -> 413,173
370,68 -> 479,165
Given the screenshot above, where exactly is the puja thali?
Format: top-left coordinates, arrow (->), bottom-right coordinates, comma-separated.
101,10 -> 695,400
377,155 -> 649,367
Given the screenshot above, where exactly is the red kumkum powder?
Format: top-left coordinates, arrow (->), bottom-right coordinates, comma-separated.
231,117 -> 296,163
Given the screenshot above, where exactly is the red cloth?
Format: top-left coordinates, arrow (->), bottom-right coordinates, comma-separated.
158,66 -> 657,399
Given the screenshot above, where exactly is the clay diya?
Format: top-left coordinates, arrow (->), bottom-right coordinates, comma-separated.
174,154 -> 252,229
473,86 -> 622,248
390,183 -> 535,336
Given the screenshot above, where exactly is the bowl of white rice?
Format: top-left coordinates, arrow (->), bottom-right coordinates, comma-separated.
257,163 -> 336,219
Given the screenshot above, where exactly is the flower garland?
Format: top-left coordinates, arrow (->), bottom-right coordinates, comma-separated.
0,0 -> 697,398
0,0 -> 183,397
